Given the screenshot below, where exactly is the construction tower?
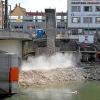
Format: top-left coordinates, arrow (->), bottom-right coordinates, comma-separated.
45,9 -> 56,55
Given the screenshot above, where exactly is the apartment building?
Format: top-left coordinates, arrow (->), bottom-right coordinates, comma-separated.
10,11 -> 67,34
68,0 -> 100,35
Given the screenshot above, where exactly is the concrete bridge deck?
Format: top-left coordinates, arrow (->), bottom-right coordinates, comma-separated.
0,30 -> 32,40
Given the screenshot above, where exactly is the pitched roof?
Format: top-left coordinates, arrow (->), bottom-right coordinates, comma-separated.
26,12 -> 67,16
11,3 -> 26,16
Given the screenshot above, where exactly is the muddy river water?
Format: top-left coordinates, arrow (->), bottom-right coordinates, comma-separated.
3,81 -> 100,100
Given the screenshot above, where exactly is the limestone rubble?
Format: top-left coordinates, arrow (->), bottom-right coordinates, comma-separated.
19,67 -> 85,87
19,62 -> 100,88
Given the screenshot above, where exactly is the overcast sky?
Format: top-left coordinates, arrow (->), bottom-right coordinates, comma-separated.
9,0 -> 67,12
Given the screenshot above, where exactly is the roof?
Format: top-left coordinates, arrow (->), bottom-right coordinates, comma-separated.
26,12 -> 67,16
20,7 -> 26,12
11,4 -> 26,16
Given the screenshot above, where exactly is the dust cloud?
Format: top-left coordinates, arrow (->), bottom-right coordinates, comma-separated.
21,53 -> 76,71
19,53 -> 84,87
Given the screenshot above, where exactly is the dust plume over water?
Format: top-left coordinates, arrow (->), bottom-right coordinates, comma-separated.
19,53 -> 84,87
21,53 -> 76,71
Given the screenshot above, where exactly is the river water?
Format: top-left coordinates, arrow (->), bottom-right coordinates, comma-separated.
3,81 -> 100,100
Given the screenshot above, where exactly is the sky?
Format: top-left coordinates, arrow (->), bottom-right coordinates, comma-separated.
9,0 -> 67,12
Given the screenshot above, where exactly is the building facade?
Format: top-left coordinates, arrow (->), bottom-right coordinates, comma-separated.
0,0 -> 4,29
68,0 -> 100,35
10,12 -> 67,34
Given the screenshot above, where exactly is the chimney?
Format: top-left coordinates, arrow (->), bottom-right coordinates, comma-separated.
16,4 -> 17,7
19,3 -> 20,7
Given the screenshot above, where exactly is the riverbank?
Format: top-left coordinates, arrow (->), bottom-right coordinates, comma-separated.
18,67 -> 85,88
18,63 -> 100,88
83,63 -> 100,80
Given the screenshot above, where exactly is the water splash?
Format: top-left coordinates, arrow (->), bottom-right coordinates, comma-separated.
21,53 -> 76,71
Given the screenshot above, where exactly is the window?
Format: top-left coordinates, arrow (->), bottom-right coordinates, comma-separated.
11,16 -> 18,19
14,26 -> 18,29
14,26 -> 23,29
96,17 -> 100,23
84,6 -> 92,12
20,26 -> 23,29
71,29 -> 78,35
35,19 -> 38,22
57,26 -> 65,29
64,16 -> 67,20
57,16 -> 61,19
57,19 -> 61,23
38,19 -> 42,22
72,17 -> 80,23
71,6 -> 81,12
42,19 -> 45,22
37,16 -> 42,19
83,17 -> 92,23
96,6 -> 100,11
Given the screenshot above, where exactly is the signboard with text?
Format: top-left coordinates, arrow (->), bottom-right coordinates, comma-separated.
79,35 -> 94,43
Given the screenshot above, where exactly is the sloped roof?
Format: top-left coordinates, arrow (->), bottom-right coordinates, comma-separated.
26,12 -> 67,16
11,4 -> 26,16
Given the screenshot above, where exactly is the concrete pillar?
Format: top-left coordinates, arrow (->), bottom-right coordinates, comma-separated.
45,9 -> 56,55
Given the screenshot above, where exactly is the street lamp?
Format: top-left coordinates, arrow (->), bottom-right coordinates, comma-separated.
8,4 -> 11,31
88,21 -> 89,35
4,0 -> 8,29
1,0 -> 4,29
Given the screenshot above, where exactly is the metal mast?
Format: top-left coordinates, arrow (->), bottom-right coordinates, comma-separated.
4,0 -> 8,29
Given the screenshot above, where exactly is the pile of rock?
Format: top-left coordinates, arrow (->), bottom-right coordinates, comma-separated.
83,66 -> 100,80
19,67 -> 85,87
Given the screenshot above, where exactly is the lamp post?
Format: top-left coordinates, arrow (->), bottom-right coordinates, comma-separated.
88,21 -> 89,35
4,0 -> 8,30
8,4 -> 11,31
1,0 -> 4,29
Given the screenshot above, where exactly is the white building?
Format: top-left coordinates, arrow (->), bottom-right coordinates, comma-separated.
68,0 -> 100,35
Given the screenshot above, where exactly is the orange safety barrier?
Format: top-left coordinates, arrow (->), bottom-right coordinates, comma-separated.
9,67 -> 19,82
